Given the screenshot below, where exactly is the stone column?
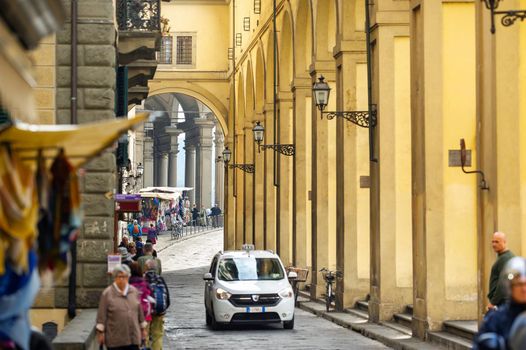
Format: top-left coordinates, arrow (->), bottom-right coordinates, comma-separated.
143,136 -> 154,188
278,92 -> 294,267
291,81 -> 312,278
264,103 -> 277,252
214,129 -> 225,209
368,0 -> 413,323
253,112 -> 266,250
166,127 -> 182,187
159,152 -> 169,187
310,64 -> 337,300
51,0 -> 116,311
243,127 -> 255,245
194,118 -> 215,208
185,141 -> 196,204
410,0 -> 478,336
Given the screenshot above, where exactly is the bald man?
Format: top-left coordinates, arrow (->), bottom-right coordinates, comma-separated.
488,232 -> 515,310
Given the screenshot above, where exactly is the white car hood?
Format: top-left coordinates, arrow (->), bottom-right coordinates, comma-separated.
217,279 -> 291,294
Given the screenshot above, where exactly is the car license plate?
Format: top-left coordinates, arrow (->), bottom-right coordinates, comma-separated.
246,307 -> 265,313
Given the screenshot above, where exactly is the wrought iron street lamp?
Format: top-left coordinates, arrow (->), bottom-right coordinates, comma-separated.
222,147 -> 231,163
482,0 -> 526,33
252,121 -> 295,156
313,76 -> 377,128
219,146 -> 255,173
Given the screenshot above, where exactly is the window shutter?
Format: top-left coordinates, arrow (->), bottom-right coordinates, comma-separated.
115,66 -> 128,118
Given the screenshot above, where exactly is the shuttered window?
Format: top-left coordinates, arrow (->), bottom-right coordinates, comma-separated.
160,35 -> 173,64
176,36 -> 193,65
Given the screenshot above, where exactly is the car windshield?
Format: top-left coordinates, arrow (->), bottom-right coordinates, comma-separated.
217,257 -> 285,281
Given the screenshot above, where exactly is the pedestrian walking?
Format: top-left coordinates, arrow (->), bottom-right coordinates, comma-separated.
96,265 -> 147,350
147,224 -> 157,245
118,235 -> 129,249
474,257 -> 526,349
137,243 -> 162,275
144,260 -> 170,350
129,220 -> 142,242
191,204 -> 199,225
129,262 -> 154,325
210,204 -> 221,227
488,232 -> 515,311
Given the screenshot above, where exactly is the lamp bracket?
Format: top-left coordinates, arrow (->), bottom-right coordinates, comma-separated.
228,163 -> 255,173
260,144 -> 295,156
322,108 -> 377,128
483,0 -> 526,33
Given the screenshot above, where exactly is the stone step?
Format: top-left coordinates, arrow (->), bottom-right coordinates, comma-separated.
393,312 -> 413,329
345,307 -> 369,320
443,320 -> 477,341
428,331 -> 473,350
382,321 -> 412,336
356,300 -> 369,312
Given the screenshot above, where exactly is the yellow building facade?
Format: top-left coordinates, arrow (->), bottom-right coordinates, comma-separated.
154,0 -> 526,341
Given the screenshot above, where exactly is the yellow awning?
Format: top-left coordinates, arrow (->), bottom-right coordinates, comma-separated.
0,113 -> 148,168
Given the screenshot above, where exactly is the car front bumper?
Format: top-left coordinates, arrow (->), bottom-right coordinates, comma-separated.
212,297 -> 295,323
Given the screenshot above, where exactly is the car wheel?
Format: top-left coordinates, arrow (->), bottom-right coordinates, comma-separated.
205,310 -> 212,326
283,317 -> 294,330
210,309 -> 221,330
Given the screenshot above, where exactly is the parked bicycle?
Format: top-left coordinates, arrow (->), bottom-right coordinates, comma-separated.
320,268 -> 342,312
171,221 -> 184,240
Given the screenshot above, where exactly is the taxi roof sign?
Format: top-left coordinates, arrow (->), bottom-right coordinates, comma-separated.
242,244 -> 255,252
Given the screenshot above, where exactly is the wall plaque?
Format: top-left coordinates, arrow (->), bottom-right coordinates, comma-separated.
449,149 -> 472,167
360,176 -> 370,188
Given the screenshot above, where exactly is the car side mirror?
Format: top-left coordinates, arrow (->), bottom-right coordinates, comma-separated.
288,271 -> 298,280
203,273 -> 214,281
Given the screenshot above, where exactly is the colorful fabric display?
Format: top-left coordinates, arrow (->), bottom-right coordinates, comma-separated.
38,150 -> 81,278
0,145 -> 38,275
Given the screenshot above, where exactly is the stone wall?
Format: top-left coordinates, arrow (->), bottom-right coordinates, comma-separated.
53,0 -> 116,309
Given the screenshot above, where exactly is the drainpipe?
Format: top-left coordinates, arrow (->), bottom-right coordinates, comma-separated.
68,0 -> 78,319
365,0 -> 376,162
232,0 -> 237,198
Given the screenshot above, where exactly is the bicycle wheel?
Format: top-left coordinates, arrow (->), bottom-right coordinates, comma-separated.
326,283 -> 332,312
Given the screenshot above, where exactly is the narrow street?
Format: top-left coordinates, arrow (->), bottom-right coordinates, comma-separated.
158,230 -> 390,349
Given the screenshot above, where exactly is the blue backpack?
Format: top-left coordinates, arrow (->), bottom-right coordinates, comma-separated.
145,271 -> 170,315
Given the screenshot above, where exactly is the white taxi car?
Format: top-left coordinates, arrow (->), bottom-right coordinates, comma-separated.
203,245 -> 297,329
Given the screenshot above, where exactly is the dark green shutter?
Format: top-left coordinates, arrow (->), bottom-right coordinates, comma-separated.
115,66 -> 128,118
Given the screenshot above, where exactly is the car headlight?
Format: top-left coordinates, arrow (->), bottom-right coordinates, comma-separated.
215,288 -> 232,300
279,287 -> 294,298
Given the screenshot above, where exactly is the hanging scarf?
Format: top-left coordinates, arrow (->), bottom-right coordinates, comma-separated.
38,150 -> 81,278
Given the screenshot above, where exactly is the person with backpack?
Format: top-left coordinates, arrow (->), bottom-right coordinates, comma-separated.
137,243 -> 161,275
129,262 -> 155,337
129,220 -> 142,242
144,260 -> 170,350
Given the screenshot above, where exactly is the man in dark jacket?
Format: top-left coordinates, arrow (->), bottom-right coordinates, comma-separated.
191,204 -> 199,225
488,232 -> 515,310
474,257 -> 526,350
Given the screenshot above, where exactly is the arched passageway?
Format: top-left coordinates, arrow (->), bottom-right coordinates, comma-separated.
139,93 -> 225,210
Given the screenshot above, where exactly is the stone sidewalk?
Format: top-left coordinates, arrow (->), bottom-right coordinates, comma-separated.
297,297 -> 448,350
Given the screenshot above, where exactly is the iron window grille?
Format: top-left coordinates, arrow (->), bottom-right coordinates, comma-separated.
159,35 -> 173,64
244,17 -> 251,31
254,0 -> 261,14
176,36 -> 193,65
236,33 -> 242,46
228,48 -> 234,60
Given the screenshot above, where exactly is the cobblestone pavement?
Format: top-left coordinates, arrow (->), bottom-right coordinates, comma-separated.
158,230 -> 390,350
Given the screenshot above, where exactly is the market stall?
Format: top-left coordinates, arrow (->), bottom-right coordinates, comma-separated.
138,187 -> 193,231
0,113 -> 147,349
